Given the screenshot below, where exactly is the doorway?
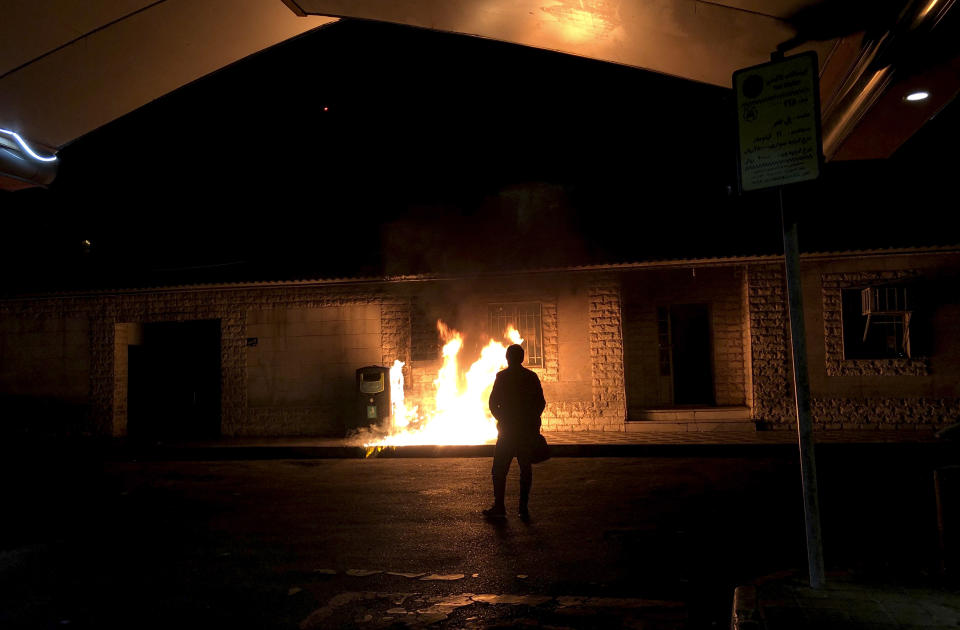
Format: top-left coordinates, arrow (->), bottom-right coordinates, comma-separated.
669,304 -> 714,405
128,320 -> 221,440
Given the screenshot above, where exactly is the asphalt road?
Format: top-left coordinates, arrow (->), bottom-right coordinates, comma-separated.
0,446 -> 948,629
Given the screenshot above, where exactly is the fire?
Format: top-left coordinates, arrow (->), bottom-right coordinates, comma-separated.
367,322 -> 524,446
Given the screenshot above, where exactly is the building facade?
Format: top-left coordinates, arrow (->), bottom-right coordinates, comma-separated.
2,247 -> 958,439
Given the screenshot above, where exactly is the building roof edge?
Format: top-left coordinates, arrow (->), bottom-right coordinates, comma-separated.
3,245 -> 959,300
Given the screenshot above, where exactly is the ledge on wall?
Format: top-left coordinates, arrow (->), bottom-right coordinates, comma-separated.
626,406 -> 755,433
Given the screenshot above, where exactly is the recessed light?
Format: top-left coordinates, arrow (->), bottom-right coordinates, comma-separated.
905,91 -> 930,102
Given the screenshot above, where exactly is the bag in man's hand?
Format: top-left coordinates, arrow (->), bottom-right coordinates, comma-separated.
530,433 -> 550,464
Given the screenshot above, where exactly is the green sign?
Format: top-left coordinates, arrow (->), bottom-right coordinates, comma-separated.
734,52 -> 822,191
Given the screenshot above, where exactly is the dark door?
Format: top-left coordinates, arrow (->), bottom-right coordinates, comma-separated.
128,320 -> 221,441
670,304 -> 714,405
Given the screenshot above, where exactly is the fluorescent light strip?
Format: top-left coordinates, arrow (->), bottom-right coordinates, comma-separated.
0,128 -> 57,162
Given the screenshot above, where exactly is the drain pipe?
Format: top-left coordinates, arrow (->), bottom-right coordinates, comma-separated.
0,129 -> 58,189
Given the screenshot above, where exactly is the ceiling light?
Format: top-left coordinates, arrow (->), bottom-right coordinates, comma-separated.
905,91 -> 930,102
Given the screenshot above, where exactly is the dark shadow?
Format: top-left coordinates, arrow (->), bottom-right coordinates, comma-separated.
128,320 -> 221,442
670,304 -> 714,405
485,515 -> 511,539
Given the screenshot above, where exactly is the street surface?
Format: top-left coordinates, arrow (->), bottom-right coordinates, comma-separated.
0,446 -> 946,628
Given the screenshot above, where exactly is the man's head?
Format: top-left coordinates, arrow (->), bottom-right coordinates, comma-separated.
505,344 -> 524,366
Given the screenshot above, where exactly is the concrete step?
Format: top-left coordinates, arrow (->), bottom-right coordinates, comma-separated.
631,406 -> 752,422
626,421 -> 757,433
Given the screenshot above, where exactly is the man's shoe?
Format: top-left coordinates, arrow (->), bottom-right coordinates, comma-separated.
483,505 -> 507,518
518,507 -> 530,521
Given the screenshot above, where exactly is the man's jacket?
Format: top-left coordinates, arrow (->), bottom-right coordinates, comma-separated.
488,365 -> 546,436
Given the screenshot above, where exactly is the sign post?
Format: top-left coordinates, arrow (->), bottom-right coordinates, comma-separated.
734,51 -> 826,589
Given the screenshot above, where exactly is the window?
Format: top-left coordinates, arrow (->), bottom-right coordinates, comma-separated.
823,271 -> 928,376
841,285 -> 914,359
488,302 -> 543,367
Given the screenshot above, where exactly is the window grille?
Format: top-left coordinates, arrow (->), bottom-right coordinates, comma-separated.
488,302 -> 543,367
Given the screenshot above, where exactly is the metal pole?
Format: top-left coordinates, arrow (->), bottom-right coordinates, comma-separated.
780,187 -> 826,588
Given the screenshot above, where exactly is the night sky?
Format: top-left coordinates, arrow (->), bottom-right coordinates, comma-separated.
2,19 -> 958,291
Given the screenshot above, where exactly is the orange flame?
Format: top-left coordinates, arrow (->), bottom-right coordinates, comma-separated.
368,322 -> 524,446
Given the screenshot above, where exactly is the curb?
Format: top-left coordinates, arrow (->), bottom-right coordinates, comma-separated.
7,439 -> 951,463
104,442 -> 816,462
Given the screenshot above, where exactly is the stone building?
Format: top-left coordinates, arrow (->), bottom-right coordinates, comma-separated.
1,246 -> 958,440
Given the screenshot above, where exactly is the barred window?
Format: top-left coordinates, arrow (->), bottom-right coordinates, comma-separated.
488,302 -> 542,367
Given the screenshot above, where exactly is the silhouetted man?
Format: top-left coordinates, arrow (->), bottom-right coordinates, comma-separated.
484,343 -> 546,520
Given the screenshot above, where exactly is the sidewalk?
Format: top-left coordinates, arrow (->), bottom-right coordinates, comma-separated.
99,429 -> 946,461
732,572 -> 960,630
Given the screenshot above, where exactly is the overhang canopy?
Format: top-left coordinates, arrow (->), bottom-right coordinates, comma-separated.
0,1 -> 333,152
1,0 -> 957,190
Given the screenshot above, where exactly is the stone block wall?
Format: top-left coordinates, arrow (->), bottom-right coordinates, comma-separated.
540,274 -> 626,431
244,305 -> 382,435
741,266 -> 754,412
90,312 -> 117,436
0,313 -> 91,436
746,264 -> 794,425
112,323 -> 133,437
221,312 -> 246,436
591,276 -> 627,428
381,298 -> 411,368
713,268 -> 748,406
0,285 -> 391,437
748,261 -> 960,431
7,254 -> 954,439
821,270 -> 928,377
813,267 -> 958,430
0,280 -> 583,439
540,300 -> 560,384
810,397 -> 960,430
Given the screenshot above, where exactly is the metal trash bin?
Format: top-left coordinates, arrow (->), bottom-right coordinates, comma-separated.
356,365 -> 391,429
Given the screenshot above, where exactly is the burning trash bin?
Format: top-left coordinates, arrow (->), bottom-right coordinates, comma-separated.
356,365 -> 391,430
